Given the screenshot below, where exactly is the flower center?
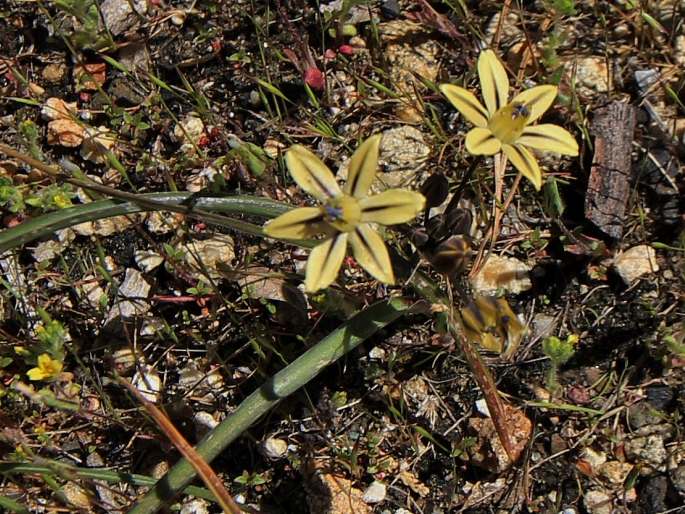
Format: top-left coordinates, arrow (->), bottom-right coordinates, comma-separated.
322,194 -> 361,232
488,102 -> 530,144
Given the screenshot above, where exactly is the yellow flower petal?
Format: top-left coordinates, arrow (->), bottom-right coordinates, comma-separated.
343,134 -> 381,198
502,143 -> 542,190
349,224 -> 394,284
518,124 -> 579,156
27,366 -> 47,381
285,145 -> 341,201
510,85 -> 558,124
263,207 -> 328,239
27,353 -> 63,381
305,233 -> 348,292
359,190 -> 425,225
465,127 -> 502,155
478,49 -> 509,116
439,84 -> 488,128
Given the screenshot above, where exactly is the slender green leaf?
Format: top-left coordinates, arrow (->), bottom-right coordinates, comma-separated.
127,298 -> 410,514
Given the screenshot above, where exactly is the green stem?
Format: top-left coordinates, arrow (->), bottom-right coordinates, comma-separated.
0,194 -> 290,253
127,298 -> 410,514
0,463 -> 216,502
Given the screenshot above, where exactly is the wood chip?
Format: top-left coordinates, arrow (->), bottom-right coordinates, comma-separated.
584,101 -> 637,239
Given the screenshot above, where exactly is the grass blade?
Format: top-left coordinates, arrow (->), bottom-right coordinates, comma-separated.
0,194 -> 290,253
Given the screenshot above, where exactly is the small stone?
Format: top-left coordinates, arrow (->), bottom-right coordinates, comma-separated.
470,255 -> 532,295
75,215 -> 133,237
173,113 -> 206,154
41,97 -> 77,121
87,452 -> 123,512
403,375 -> 428,401
639,476 -> 668,512
78,275 -> 107,308
379,20 -> 439,119
28,82 -> 45,97
81,125 -> 116,163
193,411 -> 219,439
599,461 -> 633,484
635,69 -> 660,94
238,265 -> 288,301
583,488 -> 612,514
134,250 -> 164,273
180,498 -> 210,514
628,401 -> 663,429
571,56 -> 609,95
140,317 -> 165,336
150,460 -> 169,479
485,12 -> 523,46
178,234 -> 235,280
112,347 -> 142,375
338,126 -> 432,192
62,482 -> 91,509
645,385 -> 674,410
626,434 -> 668,473
613,245 -> 659,284
262,437 -> 288,460
42,63 -> 67,83
670,464 -> 685,499
381,0 -> 401,19
131,365 -> 162,403
32,228 -> 75,262
362,480 -> 387,504
47,118 -> 84,147
109,76 -> 147,105
118,42 -> 150,73
320,1 -> 370,24
101,0 -> 147,36
582,447 -> 607,471
467,404 -> 532,472
368,346 -> 386,360
74,62 -> 106,91
475,398 -> 490,417
105,268 -> 151,323
263,138 -> 285,159
380,126 -> 431,174
307,471 -> 370,514
145,211 -> 183,234
177,362 -> 224,397
531,314 -> 556,341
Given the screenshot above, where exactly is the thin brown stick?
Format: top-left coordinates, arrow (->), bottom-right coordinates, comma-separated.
119,378 -> 246,514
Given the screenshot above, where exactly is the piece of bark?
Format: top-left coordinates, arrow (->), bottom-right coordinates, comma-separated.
584,101 -> 637,239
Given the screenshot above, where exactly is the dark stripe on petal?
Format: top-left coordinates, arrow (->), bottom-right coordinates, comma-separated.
347,149 -> 370,197
461,94 -> 489,119
355,227 -> 384,270
309,168 -> 337,198
510,144 -> 536,171
361,202 -> 405,214
522,90 -> 548,110
279,213 -> 324,230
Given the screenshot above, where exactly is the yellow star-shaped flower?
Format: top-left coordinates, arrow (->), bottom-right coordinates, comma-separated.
440,50 -> 579,189
27,353 -> 63,381
264,135 -> 426,292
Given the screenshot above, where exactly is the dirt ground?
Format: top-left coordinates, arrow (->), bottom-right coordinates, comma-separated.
0,1 -> 684,513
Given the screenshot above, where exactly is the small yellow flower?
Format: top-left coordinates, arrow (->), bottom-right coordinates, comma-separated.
264,135 -> 426,292
440,49 -> 579,190
27,353 -> 63,381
